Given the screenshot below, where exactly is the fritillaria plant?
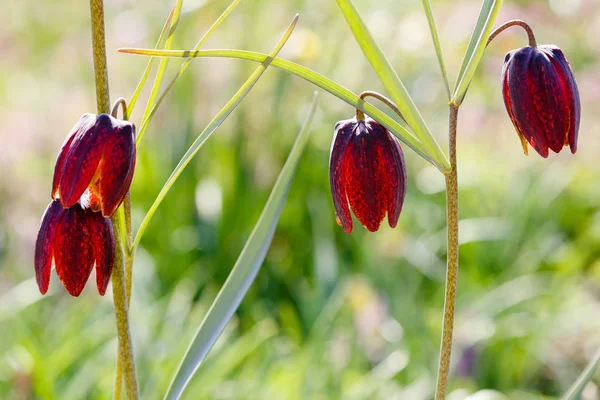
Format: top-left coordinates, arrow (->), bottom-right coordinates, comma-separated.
34,0 -> 594,399
330,107 -> 407,234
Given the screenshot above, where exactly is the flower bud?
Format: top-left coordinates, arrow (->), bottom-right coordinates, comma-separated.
502,45 -> 580,157
35,200 -> 115,296
52,113 -> 136,217
329,117 -> 407,233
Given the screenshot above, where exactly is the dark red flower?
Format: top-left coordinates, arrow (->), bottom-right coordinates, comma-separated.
52,113 -> 136,217
329,117 -> 407,233
34,200 -> 115,296
502,45 -> 580,157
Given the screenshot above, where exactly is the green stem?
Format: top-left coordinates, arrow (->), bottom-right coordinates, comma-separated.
114,197 -> 134,400
357,91 -> 407,123
89,1 -> 139,398
435,104 -> 459,400
114,193 -> 135,400
124,192 -> 134,266
90,0 -> 110,114
114,356 -> 123,399
111,212 -> 139,400
486,19 -> 537,48
111,97 -> 129,120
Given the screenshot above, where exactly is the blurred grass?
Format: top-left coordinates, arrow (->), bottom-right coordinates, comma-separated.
1,0 -> 599,399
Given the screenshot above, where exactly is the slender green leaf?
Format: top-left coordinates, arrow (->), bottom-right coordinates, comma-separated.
185,320 -> 277,396
335,0 -> 448,170
118,47 -> 451,173
137,0 -> 183,145
452,0 -> 503,105
163,91 -> 319,400
127,5 -> 176,116
454,1 -> 493,91
421,0 -> 451,100
562,348 -> 600,400
136,0 -> 242,145
454,0 -> 495,92
132,15 -> 299,249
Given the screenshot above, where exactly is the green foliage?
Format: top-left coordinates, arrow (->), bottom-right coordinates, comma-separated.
0,0 -> 598,399
453,0 -> 503,105
165,92 -> 318,400
335,0 -> 449,172
563,349 -> 600,400
119,47 -> 443,172
420,0 -> 450,101
132,14 -> 300,249
136,0 -> 183,145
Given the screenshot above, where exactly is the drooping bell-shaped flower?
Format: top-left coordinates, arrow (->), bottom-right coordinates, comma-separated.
502,45 -> 580,157
34,200 -> 115,296
52,113 -> 136,217
329,117 -> 407,233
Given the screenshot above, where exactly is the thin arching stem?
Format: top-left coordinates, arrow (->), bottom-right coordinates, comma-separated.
355,91 -> 407,123
111,97 -> 129,120
434,104 -> 459,400
487,19 -> 537,48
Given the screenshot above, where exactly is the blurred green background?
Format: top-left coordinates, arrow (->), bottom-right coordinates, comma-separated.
1,0 -> 599,398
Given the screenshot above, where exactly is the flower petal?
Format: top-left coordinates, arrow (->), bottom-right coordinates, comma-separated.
53,204 -> 95,296
528,48 -> 571,154
58,114 -> 109,207
98,121 -> 136,217
502,51 -> 530,155
343,121 -> 388,232
52,125 -> 80,200
90,212 -> 115,295
34,200 -> 64,294
329,119 -> 354,233
367,119 -> 406,228
506,47 -> 550,157
542,45 -> 580,154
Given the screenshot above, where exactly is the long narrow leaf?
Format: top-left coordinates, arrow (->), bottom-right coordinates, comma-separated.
136,0 -> 242,145
335,0 -> 448,169
118,47 -> 451,173
137,0 -> 183,145
421,0 -> 451,100
453,1 -> 493,91
562,348 -> 600,400
184,320 -> 277,396
164,91 -> 319,400
452,0 -> 503,105
132,15 -> 300,249
127,5 -> 176,116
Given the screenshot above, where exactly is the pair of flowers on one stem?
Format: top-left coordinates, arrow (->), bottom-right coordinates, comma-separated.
35,113 -> 136,296
34,23 -> 580,296
330,33 -> 580,233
